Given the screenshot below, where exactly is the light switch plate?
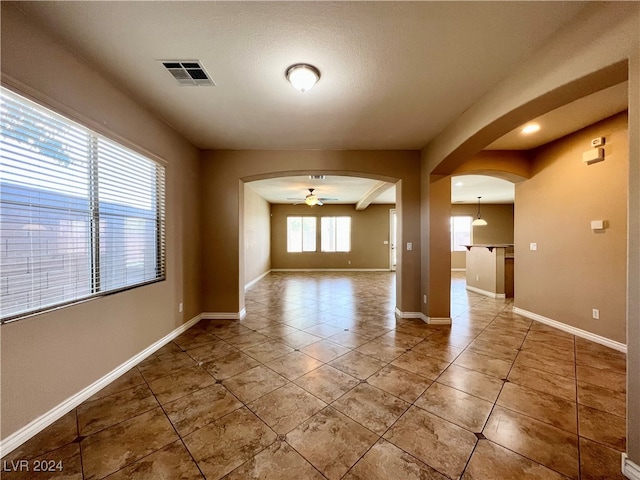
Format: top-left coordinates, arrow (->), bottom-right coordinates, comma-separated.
530,243 -> 537,251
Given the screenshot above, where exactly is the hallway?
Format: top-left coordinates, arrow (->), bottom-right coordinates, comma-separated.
2,272 -> 627,479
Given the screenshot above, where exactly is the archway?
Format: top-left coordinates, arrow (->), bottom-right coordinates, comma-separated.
240,171 -> 400,314
198,150 -> 422,322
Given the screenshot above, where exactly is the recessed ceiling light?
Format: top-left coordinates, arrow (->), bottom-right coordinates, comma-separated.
454,181 -> 464,187
286,64 -> 320,92
521,124 -> 540,135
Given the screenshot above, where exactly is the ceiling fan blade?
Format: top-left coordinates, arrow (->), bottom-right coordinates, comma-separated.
317,200 -> 324,206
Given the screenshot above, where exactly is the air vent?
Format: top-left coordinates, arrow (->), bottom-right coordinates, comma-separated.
309,175 -> 326,180
160,60 -> 215,86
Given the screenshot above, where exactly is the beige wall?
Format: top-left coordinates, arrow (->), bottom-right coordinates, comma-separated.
200,151 -> 421,316
627,40 -> 640,463
271,204 -> 394,270
419,3 -> 638,462
425,175 -> 452,319
451,203 -> 514,269
465,247 -> 506,295
0,5 -> 201,439
243,185 -> 271,285
515,112 -> 628,343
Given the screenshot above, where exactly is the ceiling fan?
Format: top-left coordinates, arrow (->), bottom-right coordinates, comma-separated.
287,188 -> 337,206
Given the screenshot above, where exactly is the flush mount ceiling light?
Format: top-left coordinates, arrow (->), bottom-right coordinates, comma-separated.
472,196 -> 488,226
286,64 -> 320,92
521,123 -> 541,135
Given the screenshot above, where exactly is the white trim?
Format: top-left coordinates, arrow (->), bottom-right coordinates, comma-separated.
513,307 -> 627,353
201,308 -> 246,320
271,268 -> 390,272
466,285 -> 506,299
451,268 -> 466,272
244,270 -> 271,290
395,307 -> 427,321
394,308 -> 452,325
427,317 -> 453,325
0,314 -> 202,458
622,453 -> 640,480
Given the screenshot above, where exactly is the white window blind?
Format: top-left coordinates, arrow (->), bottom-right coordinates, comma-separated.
0,87 -> 166,322
321,216 -> 351,252
287,216 -> 316,252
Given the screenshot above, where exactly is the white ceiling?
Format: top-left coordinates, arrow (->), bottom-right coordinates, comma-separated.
451,175 -> 515,204
487,82 -> 628,150
14,1 -> 589,150
248,176 -> 395,205
12,1 -> 627,206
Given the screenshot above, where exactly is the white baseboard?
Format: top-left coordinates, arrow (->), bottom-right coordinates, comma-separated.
394,308 -> 452,325
244,270 -> 271,290
427,317 -> 453,325
513,307 -> 627,353
622,453 -> 640,480
395,308 -> 427,322
271,268 -> 391,272
466,285 -> 506,299
0,314 -> 202,458
201,308 -> 246,320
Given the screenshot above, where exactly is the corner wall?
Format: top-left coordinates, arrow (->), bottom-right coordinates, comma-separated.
0,4 -> 201,439
244,185 -> 271,285
515,113 -> 628,344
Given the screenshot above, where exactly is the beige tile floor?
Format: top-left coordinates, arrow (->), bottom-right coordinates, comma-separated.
2,272 -> 627,479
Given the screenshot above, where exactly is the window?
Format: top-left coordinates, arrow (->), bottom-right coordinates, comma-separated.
321,216 -> 351,252
287,216 -> 316,252
451,216 -> 472,251
0,88 -> 166,322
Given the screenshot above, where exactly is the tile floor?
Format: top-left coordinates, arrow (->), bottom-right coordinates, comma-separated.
2,272 -> 628,479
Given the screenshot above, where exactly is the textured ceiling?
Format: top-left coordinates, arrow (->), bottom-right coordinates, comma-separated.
14,1 -> 589,150
13,1 -> 627,206
488,82 -> 628,150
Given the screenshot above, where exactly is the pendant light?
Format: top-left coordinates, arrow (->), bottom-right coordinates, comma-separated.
472,196 -> 488,226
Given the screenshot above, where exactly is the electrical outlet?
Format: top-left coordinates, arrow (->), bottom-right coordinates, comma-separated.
592,308 -> 599,320
476,275 -> 480,282
423,294 -> 427,304
179,302 -> 183,313
530,243 -> 537,251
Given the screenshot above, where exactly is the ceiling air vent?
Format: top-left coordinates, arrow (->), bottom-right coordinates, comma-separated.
160,60 -> 215,86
